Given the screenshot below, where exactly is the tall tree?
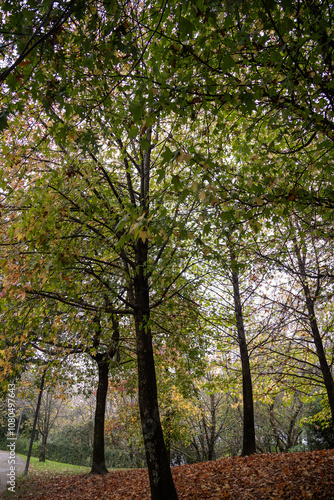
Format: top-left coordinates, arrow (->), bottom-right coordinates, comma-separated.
1,82 -> 199,499
229,245 -> 256,456
257,214 -> 334,425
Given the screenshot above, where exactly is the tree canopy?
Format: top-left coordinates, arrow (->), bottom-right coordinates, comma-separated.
1,1 -> 333,499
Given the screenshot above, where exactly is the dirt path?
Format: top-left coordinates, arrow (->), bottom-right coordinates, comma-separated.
0,450 -> 25,498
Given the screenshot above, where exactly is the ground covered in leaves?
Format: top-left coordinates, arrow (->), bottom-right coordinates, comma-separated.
7,449 -> 334,499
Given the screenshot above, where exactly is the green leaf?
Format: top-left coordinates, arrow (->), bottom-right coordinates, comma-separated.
161,147 -> 174,163
129,102 -> 144,122
0,109 -> 9,132
178,18 -> 195,40
221,54 -> 236,71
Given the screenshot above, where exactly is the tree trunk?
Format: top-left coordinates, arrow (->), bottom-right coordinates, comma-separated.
39,433 -> 47,462
128,125 -> 178,499
164,408 -> 172,466
304,291 -> 334,421
294,244 -> 334,423
207,394 -> 217,461
90,355 -> 109,475
286,400 -> 303,451
133,244 -> 178,500
231,259 -> 256,456
24,368 -> 46,476
269,403 -> 284,453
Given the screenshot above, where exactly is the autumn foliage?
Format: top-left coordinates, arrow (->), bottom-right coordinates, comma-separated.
7,449 -> 334,500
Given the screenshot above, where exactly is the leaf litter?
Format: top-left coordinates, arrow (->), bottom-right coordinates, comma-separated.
7,449 -> 334,499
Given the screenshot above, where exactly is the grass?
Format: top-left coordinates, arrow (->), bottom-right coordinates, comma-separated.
17,454 -> 91,475
3,455 -> 91,498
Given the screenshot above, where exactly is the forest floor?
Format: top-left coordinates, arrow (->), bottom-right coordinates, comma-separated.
3,449 -> 334,499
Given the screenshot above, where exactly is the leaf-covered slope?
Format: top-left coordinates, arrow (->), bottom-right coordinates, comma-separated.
9,449 -> 334,499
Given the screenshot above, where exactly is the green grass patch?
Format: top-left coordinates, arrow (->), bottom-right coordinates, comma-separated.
17,454 -> 91,475
3,456 -> 91,498
3,454 -> 130,498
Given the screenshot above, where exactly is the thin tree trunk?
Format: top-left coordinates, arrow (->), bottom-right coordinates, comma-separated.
286,400 -> 303,451
269,403 -> 284,452
24,368 -> 46,476
90,355 -> 109,475
38,393 -> 51,463
304,291 -> 334,420
230,253 -> 256,456
294,244 -> 334,423
207,394 -> 216,461
90,314 -> 119,475
39,433 -> 47,462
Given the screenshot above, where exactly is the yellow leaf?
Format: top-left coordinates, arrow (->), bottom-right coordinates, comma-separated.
254,197 -> 263,205
199,189 -> 206,201
177,150 -> 193,163
138,229 -> 151,242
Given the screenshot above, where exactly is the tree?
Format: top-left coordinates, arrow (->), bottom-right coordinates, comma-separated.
36,386 -> 64,463
253,390 -> 306,454
256,214 -> 334,426
24,366 -> 46,476
0,286 -> 123,474
229,245 -> 256,456
1,2 -> 334,497
187,383 -> 227,463
1,71 -> 200,499
89,314 -> 120,475
195,223 -> 260,457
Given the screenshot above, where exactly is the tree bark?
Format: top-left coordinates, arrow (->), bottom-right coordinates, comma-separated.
230,255 -> 256,456
90,354 -> 109,475
90,314 -> 119,475
133,240 -> 178,500
126,125 -> 178,499
304,297 -> 334,421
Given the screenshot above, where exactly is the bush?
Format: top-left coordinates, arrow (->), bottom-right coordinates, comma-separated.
306,419 -> 334,451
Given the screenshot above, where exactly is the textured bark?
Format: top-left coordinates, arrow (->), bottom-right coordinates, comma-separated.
133,240 -> 178,500
90,315 -> 119,475
90,355 -> 109,475
127,126 -> 178,499
231,255 -> 256,456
